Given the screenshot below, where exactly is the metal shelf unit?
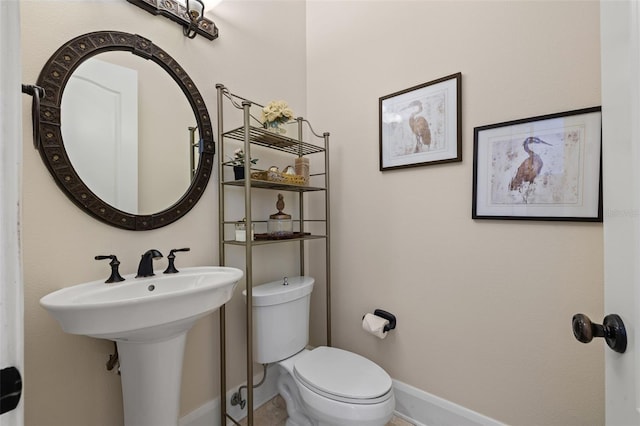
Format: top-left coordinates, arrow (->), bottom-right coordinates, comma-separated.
216,84 -> 331,426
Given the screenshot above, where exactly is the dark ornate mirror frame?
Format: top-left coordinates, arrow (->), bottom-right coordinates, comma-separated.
35,31 -> 215,230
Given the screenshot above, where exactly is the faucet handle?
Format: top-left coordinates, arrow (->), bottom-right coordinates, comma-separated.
164,248 -> 191,274
170,248 -> 190,255
95,255 -> 125,283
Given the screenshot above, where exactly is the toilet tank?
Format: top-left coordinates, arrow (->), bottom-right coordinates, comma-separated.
243,276 -> 314,364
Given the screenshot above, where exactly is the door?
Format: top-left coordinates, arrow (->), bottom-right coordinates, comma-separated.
602,1 -> 640,424
0,0 -> 24,424
62,57 -> 139,213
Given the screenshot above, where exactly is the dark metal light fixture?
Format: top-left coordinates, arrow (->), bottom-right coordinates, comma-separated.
183,0 -> 204,38
126,0 -> 218,41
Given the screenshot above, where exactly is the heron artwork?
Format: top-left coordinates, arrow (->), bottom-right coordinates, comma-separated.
403,100 -> 431,153
509,136 -> 552,191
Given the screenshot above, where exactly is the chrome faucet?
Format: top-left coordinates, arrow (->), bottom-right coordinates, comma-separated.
136,249 -> 163,278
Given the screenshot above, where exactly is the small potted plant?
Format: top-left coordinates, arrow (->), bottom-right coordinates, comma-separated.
261,100 -> 295,134
228,148 -> 258,180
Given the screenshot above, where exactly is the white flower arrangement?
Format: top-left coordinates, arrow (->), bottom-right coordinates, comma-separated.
261,100 -> 295,126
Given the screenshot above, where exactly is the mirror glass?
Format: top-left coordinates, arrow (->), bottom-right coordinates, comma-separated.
61,52 -> 197,215
34,31 -> 215,230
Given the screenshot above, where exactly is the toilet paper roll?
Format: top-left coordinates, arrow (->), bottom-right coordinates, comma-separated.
362,313 -> 389,339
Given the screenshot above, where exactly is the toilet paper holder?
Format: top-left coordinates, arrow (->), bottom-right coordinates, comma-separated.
366,309 -> 397,333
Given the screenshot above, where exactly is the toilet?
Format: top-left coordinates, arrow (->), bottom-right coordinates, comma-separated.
243,276 -> 395,426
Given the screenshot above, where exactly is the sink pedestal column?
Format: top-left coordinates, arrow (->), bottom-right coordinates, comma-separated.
117,332 -> 188,426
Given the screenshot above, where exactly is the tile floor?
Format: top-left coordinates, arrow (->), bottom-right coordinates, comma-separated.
238,395 -> 415,426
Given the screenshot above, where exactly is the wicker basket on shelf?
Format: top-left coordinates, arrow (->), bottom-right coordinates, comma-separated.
251,170 -> 308,186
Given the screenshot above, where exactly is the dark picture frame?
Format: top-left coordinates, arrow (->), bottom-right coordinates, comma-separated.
472,107 -> 602,222
379,73 -> 462,171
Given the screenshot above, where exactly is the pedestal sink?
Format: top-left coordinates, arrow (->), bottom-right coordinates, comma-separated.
40,266 -> 243,426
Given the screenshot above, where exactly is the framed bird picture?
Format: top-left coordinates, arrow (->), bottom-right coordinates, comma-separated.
379,73 -> 462,171
472,106 -> 602,221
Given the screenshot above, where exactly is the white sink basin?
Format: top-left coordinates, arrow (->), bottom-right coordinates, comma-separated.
40,266 -> 243,341
40,265 -> 243,426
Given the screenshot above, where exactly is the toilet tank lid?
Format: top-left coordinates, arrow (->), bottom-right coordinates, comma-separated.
242,276 -> 314,306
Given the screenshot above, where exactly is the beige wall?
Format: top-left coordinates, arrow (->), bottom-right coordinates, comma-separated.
21,1 -> 306,425
21,1 -> 603,426
306,1 -> 603,426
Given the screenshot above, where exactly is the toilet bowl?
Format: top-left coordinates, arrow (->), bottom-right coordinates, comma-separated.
244,276 -> 395,426
278,347 -> 395,426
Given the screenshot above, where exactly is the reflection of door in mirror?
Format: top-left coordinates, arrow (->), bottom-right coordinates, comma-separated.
62,58 -> 139,213
60,52 -> 195,215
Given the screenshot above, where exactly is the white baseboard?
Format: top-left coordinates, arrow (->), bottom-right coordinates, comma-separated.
392,380 -> 506,426
180,373 -> 505,426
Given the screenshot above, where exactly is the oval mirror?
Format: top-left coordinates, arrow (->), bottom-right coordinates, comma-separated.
35,31 -> 215,230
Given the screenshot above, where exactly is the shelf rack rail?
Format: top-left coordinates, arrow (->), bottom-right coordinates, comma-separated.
216,84 -> 331,426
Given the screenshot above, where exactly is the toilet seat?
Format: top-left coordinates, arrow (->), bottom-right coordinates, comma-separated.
293,346 -> 392,405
